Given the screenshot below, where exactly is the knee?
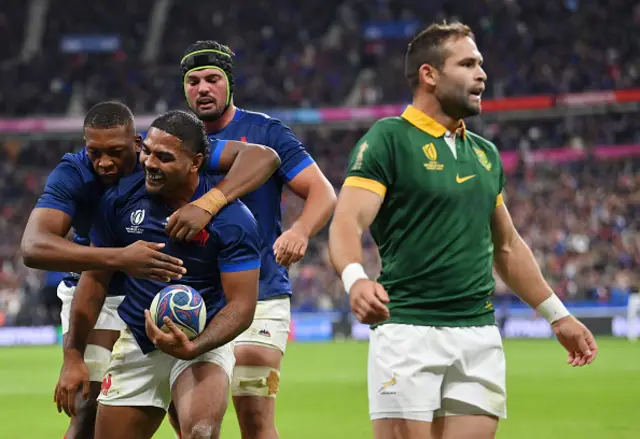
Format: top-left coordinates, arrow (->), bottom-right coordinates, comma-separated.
235,399 -> 274,435
231,366 -> 279,437
185,421 -> 221,439
71,398 -> 99,438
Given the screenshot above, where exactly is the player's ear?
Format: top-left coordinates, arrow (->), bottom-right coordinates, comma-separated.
134,134 -> 143,153
419,64 -> 438,88
192,153 -> 204,173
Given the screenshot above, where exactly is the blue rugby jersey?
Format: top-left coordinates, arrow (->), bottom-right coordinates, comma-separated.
90,172 -> 262,353
34,149 -> 121,289
208,108 -> 314,300
34,139 -> 227,289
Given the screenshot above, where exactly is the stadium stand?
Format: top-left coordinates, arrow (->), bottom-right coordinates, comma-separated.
0,0 -> 638,327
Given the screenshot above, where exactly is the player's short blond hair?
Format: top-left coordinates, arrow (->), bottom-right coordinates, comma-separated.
405,21 -> 475,91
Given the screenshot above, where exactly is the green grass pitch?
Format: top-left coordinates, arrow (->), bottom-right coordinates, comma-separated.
1,338 -> 638,438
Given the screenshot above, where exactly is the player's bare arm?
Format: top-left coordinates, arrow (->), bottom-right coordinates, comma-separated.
273,164 -> 337,266
329,186 -> 389,324
491,202 -> 598,366
21,208 -> 185,282
490,203 -> 555,308
215,140 -> 281,197
55,269 -> 113,417
167,141 -> 281,241
145,268 -> 260,360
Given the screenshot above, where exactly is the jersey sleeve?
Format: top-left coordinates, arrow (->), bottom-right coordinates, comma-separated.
89,190 -> 120,248
343,121 -> 393,198
207,139 -> 228,171
213,204 -> 262,273
496,167 -> 505,207
495,148 -> 506,208
267,120 -> 314,183
35,159 -> 85,217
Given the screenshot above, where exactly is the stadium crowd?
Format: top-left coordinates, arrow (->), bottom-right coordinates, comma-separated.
0,0 -> 639,115
1,112 -> 639,326
0,0 -> 638,326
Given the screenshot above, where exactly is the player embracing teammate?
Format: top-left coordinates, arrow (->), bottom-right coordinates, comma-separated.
23,100 -> 280,439
48,39 -> 336,439
57,110 -> 265,439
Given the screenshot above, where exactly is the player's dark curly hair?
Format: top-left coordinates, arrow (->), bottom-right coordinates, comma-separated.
405,21 -> 475,91
83,101 -> 135,130
149,110 -> 210,171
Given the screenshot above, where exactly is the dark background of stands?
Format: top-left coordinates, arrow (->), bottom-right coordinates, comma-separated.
0,0 -> 638,326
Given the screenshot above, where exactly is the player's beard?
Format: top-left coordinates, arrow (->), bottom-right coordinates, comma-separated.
435,77 -> 482,120
194,102 -> 226,122
437,87 -> 481,120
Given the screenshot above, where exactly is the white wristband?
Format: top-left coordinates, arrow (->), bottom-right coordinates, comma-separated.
535,294 -> 570,323
341,263 -> 369,295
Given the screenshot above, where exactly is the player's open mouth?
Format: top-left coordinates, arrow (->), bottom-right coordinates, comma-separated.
197,99 -> 215,110
469,87 -> 484,101
145,171 -> 165,185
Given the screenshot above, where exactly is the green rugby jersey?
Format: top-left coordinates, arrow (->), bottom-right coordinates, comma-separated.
344,105 -> 505,327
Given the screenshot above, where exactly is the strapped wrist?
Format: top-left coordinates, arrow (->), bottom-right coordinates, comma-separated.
341,263 -> 369,295
536,294 -> 570,323
191,188 -> 228,215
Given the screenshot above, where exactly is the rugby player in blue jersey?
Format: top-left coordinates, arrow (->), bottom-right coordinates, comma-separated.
55,110 -> 263,439
173,41 -> 337,439
21,101 -> 279,439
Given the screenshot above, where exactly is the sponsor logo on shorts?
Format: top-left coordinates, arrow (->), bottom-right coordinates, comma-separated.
258,327 -> 271,338
100,373 -> 112,396
378,373 -> 397,395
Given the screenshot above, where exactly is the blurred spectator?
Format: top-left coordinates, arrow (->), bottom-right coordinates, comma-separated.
0,1 -> 638,324
3,113 -> 639,324
1,0 -> 639,115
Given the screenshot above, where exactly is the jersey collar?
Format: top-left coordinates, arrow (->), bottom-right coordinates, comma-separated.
401,105 -> 466,139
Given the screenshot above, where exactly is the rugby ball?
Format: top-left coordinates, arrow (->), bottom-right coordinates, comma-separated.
149,285 -> 206,340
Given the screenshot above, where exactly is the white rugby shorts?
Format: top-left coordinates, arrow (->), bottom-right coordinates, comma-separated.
234,297 -> 291,354
57,281 -> 125,334
98,327 -> 235,409
368,323 -> 507,422
57,281 -> 126,381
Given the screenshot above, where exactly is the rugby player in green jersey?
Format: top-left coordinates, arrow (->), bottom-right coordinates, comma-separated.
328,21 -> 598,439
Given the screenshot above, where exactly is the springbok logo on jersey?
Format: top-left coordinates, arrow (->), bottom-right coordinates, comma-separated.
126,209 -> 145,234
473,148 -> 492,171
423,143 -> 444,171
